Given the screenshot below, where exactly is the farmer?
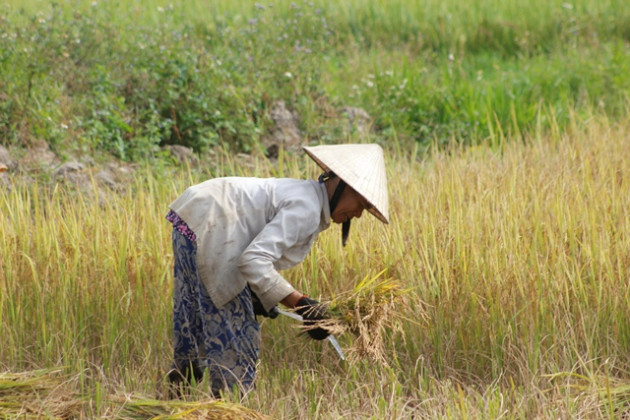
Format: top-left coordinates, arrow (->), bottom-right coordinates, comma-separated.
165,143 -> 389,397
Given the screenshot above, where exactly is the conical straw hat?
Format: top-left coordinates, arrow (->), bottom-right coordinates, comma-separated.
303,144 -> 389,223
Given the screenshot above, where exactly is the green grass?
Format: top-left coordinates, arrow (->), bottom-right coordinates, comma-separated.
1,0 -> 630,159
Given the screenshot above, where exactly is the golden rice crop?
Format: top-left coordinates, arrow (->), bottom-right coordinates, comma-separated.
305,269 -> 414,364
110,395 -> 269,419
3,114 -> 630,418
0,369 -> 84,419
0,369 -> 268,419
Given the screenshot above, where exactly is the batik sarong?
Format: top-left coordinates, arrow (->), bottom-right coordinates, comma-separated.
170,226 -> 260,395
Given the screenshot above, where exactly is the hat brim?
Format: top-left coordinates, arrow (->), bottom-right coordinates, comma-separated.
304,146 -> 389,224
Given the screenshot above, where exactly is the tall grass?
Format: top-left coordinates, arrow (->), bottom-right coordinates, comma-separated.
2,113 -> 630,417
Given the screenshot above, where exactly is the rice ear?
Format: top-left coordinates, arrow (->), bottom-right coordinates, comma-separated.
112,395 -> 269,419
0,369 -> 86,418
303,270 -> 413,364
0,369 -> 268,419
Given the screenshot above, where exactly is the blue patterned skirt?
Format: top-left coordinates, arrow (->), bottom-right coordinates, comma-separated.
171,227 -> 260,394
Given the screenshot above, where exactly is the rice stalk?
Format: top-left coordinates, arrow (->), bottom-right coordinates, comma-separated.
545,370 -> 630,417
110,394 -> 269,419
306,269 -> 413,364
0,368 -> 85,419
0,369 -> 268,419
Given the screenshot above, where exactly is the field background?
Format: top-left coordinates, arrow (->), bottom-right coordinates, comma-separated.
2,0 -> 630,418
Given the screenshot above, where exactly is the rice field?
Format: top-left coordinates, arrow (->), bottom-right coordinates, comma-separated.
3,0 -> 630,417
2,112 -> 630,418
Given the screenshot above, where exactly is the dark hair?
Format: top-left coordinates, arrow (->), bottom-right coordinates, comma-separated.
319,170 -> 351,247
318,171 -> 337,183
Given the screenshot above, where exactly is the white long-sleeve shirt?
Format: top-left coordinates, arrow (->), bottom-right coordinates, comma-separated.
168,177 -> 331,311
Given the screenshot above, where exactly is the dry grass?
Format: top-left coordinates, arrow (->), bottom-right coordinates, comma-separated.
0,369 -> 268,420
0,369 -> 84,418
109,395 -> 269,419
545,369 -> 630,418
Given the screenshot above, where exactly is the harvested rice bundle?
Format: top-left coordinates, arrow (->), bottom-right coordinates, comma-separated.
0,368 -> 84,418
307,269 -> 410,364
112,395 -> 269,420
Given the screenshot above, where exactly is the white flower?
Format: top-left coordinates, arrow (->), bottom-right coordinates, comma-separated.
284,72 -> 293,78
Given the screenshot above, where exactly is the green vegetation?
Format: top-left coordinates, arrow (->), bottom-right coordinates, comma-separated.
2,0 -> 630,159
